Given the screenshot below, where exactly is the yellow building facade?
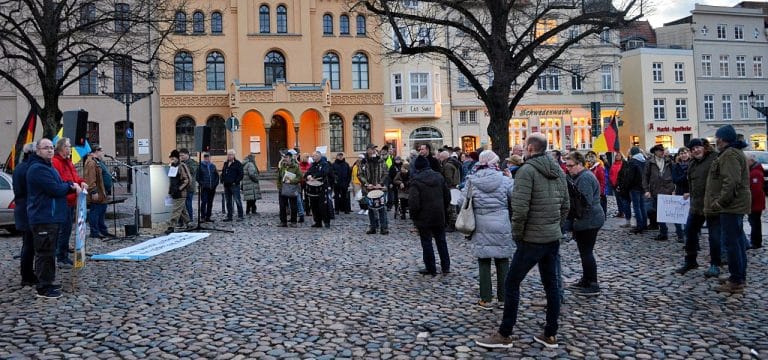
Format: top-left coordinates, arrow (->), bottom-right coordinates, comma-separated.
158,0 -> 383,169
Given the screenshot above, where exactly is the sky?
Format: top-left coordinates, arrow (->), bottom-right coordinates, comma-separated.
642,0 -> 750,28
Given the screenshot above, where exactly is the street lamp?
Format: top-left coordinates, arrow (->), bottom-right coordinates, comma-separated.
98,70 -> 153,192
748,91 -> 768,150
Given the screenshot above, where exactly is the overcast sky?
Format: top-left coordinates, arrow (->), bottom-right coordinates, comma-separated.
643,0 -> 748,28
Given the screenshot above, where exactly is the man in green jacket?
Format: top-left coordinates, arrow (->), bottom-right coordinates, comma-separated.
706,125 -> 751,293
476,133 -> 569,350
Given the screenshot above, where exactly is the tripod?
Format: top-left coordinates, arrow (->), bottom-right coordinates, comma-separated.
187,152 -> 233,233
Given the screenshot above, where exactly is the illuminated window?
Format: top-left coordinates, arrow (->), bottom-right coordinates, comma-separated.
536,19 -> 557,45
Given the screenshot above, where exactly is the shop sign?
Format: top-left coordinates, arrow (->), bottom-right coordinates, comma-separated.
649,124 -> 692,132
517,109 -> 572,116
393,105 -> 434,113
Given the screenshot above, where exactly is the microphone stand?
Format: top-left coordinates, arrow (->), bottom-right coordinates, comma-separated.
107,156 -> 148,239
188,152 -> 233,233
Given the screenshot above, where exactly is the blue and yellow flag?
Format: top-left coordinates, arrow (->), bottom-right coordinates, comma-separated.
53,127 -> 91,164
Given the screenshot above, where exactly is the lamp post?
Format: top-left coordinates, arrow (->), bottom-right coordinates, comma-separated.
748,91 -> 768,150
98,71 -> 153,192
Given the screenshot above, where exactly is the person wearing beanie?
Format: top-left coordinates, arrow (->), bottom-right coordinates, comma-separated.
438,150 -> 462,232
707,125 -> 751,293
643,144 -> 674,240
221,149 -> 245,222
409,154 -> 451,276
166,149 -> 192,234
625,147 -> 647,234
387,155 -> 404,211
359,145 -> 390,235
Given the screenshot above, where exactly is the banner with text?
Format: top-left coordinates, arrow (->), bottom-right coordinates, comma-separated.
656,194 -> 690,224
91,232 -> 209,261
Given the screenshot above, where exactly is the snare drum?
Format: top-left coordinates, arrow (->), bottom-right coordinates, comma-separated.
366,189 -> 386,209
306,179 -> 324,197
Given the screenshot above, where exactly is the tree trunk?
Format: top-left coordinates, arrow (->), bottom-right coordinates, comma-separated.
40,100 -> 61,139
486,92 -> 511,160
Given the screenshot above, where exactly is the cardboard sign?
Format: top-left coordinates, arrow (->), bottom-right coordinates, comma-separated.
656,194 -> 690,224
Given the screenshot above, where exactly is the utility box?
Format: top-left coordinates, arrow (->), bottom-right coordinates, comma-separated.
135,164 -> 171,228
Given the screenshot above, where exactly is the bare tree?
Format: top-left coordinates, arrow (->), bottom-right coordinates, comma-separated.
357,0 -> 643,157
0,0 -> 183,137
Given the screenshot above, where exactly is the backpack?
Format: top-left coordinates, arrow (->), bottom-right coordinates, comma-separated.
567,177 -> 588,219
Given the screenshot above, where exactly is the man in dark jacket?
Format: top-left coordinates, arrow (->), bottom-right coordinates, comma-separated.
643,144 -> 675,240
411,143 -> 441,173
196,153 -> 219,222
26,138 -> 81,299
332,153 -> 352,214
305,151 -> 332,228
626,147 -> 647,234
439,151 -> 462,232
359,145 -> 390,234
179,148 -> 198,223
13,142 -> 37,286
386,156 -> 403,210
221,149 -> 244,221
408,155 -> 451,276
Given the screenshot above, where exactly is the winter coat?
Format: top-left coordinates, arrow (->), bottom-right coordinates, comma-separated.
351,162 -> 361,185
749,162 -> 765,212
26,154 -> 74,225
624,155 -> 646,192
687,151 -> 716,215
168,161 -> 191,199
277,159 -> 302,191
358,156 -> 389,194
12,157 -> 32,231
589,162 -> 606,196
393,170 -> 410,199
242,156 -> 262,201
333,159 -> 352,188
462,167 -> 514,258
510,153 -> 569,244
183,158 -> 199,193
196,160 -> 219,190
643,156 -> 675,197
568,169 -> 605,232
409,168 -> 450,228
670,161 -> 690,195
51,153 -> 85,207
442,158 -> 461,188
83,154 -> 107,204
409,155 -> 441,173
609,159 -> 623,187
305,158 -> 333,189
704,146 -> 751,215
221,159 -> 243,186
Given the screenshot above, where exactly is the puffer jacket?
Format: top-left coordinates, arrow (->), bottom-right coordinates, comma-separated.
26,154 -> 74,225
242,156 -> 262,201
749,162 -> 765,212
51,153 -> 85,207
704,146 -> 751,215
409,168 -> 450,228
568,169 -> 605,231
462,167 -> 514,258
510,153 -> 569,244
13,157 -> 33,231
643,156 -> 675,197
687,150 -> 716,215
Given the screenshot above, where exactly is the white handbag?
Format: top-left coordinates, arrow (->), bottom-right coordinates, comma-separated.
455,182 -> 476,235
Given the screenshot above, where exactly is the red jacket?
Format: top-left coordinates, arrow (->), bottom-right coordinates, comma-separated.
52,153 -> 85,207
749,163 -> 765,212
590,162 -> 606,195
609,159 -> 623,187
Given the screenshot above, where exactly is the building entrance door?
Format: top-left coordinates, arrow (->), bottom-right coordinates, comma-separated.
268,115 -> 288,169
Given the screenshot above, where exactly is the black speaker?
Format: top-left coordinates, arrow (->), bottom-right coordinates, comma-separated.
194,126 -> 211,152
63,110 -> 88,146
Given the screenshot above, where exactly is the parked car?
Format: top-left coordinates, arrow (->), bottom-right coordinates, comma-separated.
743,151 -> 768,193
0,171 -> 17,233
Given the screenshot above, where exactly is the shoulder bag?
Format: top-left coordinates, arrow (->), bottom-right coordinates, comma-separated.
455,181 -> 476,235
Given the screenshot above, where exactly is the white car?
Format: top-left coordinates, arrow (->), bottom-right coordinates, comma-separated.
0,172 -> 17,233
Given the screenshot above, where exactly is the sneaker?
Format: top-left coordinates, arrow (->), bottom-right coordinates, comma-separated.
380,229 -> 389,235
366,228 -> 376,235
714,281 -> 745,293
674,262 -> 698,275
703,265 -> 720,278
357,210 -> 365,215
417,268 -> 437,276
475,333 -> 513,349
533,333 -> 559,349
572,284 -> 600,297
567,279 -> 588,289
476,300 -> 494,310
299,216 -> 305,223
364,210 -> 369,215
36,287 -> 62,299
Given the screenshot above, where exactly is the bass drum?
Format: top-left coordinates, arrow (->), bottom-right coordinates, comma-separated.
306,179 -> 324,197
366,189 -> 386,209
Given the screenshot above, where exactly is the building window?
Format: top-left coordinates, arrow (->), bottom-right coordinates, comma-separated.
755,94 -> 766,119
736,56 -> 746,77
461,136 -> 477,153
509,119 -> 528,149
207,116 -> 226,155
352,113 -> 371,152
652,62 -> 663,82
80,2 -> 96,28
409,72 -> 429,101
675,98 -> 687,120
115,3 -> 130,32
393,26 -> 410,51
329,114 -> 344,152
457,73 -> 469,90
571,118 -> 590,149
264,51 -> 285,85
356,15 -> 366,35
601,65 -> 613,90
56,61 -> 64,81
352,52 -> 368,89
701,55 -> 712,77
211,12 -> 223,34
539,118 -> 562,150
78,55 -> 98,95
701,26 -> 708,36
259,5 -> 269,33
704,95 -> 714,120
469,110 -> 477,124
674,63 -> 684,82
114,121 -> 134,158
653,98 -> 666,120
409,127 -> 443,151
113,56 -> 132,94
174,12 -> 187,33
722,94 -> 732,120
174,52 -> 193,91
392,73 -> 402,101
339,15 -> 349,35
206,51 -> 225,90
417,27 -> 432,46
755,56 -> 764,78
717,24 -> 727,39
322,53 -> 340,90
739,94 -> 750,119
176,117 -> 196,151
571,66 -> 582,91
655,135 -> 673,150
459,110 -> 467,124
734,25 -> 744,40
600,28 -> 610,43
87,121 -> 100,145
276,5 -> 287,33
719,55 -> 729,77
537,68 -> 560,92
568,25 -> 580,41
403,0 -> 418,8
535,19 -> 557,45
192,11 -> 204,33
323,14 -> 333,35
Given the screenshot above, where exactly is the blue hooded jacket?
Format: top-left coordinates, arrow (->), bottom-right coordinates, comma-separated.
12,156 -> 32,231
26,153 -> 73,225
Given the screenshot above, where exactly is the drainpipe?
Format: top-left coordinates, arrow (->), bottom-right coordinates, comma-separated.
445,28 -> 455,147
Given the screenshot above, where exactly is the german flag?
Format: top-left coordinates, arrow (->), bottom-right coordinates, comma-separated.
3,107 -> 38,174
604,115 -> 620,152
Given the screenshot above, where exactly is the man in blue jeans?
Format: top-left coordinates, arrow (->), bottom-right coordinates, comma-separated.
179,149 -> 198,223
625,146 -> 647,234
221,149 -> 244,221
476,133 -> 569,349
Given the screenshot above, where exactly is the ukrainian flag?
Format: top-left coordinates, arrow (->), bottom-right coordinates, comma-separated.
53,127 -> 91,164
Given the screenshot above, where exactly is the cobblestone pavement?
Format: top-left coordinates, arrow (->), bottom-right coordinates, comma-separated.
0,192 -> 766,359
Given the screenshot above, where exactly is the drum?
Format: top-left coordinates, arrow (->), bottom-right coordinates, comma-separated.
366,189 -> 386,209
306,179 -> 324,197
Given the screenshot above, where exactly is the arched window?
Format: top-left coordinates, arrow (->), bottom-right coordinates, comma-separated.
174,51 -> 193,91
340,15 -> 349,35
352,52 -> 368,89
114,121 -> 134,158
176,117 -> 196,151
78,55 -> 98,95
211,12 -> 223,34
409,126 -> 443,150
323,14 -> 333,35
87,121 -> 100,145
276,5 -> 287,33
264,51 -> 285,85
174,12 -> 186,33
79,3 -> 96,28
192,11 -> 204,33
206,51 -> 225,90
356,15 -> 366,35
207,116 -> 226,155
329,114 -> 344,152
352,113 -> 371,151
323,53 -> 340,90
259,5 -> 270,33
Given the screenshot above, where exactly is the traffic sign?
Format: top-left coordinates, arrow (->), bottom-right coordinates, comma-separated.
126,128 -> 134,139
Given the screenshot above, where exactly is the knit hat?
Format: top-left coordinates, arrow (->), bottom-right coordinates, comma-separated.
414,155 -> 429,170
169,149 -> 180,159
715,124 -> 737,143
478,150 -> 499,166
687,138 -> 704,149
629,146 -> 641,156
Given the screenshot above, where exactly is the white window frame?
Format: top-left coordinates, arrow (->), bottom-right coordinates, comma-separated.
722,94 -> 732,120
652,62 -> 663,83
754,56 -> 764,78
537,68 -> 560,92
717,24 -> 727,39
653,98 -> 666,120
739,94 -> 750,119
674,63 -> 684,83
571,66 -> 582,92
734,25 -> 744,40
601,65 -> 613,90
469,110 -> 477,124
675,98 -> 688,120
704,95 -> 714,120
755,95 -> 766,119
719,55 -> 729,77
457,72 -> 469,90
736,56 -> 746,78
391,73 -> 403,102
702,55 -> 712,77
459,110 -> 467,124
403,0 -> 418,9
409,72 -> 430,102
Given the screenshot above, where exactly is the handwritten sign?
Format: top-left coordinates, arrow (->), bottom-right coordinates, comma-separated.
656,194 -> 690,224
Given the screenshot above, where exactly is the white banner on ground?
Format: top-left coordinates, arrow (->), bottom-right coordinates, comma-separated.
91,232 -> 209,261
656,194 -> 690,224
